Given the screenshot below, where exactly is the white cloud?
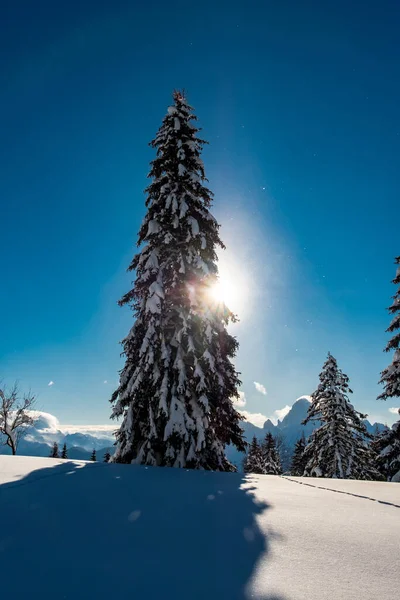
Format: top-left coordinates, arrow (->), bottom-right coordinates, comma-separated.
274,405 -> 291,422
61,424 -> 116,434
239,401 -> 294,428
26,410 -> 116,440
240,410 -> 268,428
254,381 -> 267,395
233,391 -> 246,408
366,414 -> 387,426
241,404 -> 294,427
296,395 -> 312,403
48,381 -> 54,387
103,380 -> 108,384
389,407 -> 400,415
27,411 -> 60,433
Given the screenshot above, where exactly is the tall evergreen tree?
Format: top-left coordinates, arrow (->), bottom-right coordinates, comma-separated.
90,449 -> 96,462
50,442 -> 59,458
110,91 -> 245,470
61,443 -> 68,459
104,451 -> 111,463
303,353 -> 381,479
261,433 -> 282,475
290,433 -> 307,476
243,436 -> 264,474
378,256 -> 400,400
376,256 -> 400,482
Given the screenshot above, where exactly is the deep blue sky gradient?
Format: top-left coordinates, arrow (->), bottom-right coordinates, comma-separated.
1,0 -> 399,425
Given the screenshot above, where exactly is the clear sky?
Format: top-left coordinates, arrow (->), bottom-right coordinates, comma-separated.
1,0 -> 399,427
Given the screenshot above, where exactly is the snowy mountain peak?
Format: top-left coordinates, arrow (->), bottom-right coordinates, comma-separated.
280,397 -> 311,428
262,419 -> 275,431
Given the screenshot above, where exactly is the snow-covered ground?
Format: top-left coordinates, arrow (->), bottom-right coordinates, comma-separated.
0,456 -> 398,600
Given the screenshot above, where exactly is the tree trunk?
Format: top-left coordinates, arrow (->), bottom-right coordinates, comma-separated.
8,436 -> 16,455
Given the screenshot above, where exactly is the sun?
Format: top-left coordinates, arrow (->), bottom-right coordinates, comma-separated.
210,281 -> 234,305
209,279 -> 235,306
205,253 -> 250,317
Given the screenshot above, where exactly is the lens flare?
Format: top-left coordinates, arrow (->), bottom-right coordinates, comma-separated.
209,279 -> 235,305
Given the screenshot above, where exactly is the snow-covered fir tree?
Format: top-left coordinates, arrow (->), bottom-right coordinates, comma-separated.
50,442 -> 59,458
104,451 -> 111,463
376,256 -> 400,482
110,91 -> 245,470
372,418 -> 400,482
243,436 -> 264,474
61,443 -> 68,459
90,449 -> 96,462
303,353 -> 381,479
290,434 -> 307,476
378,257 -> 400,400
261,432 -> 282,475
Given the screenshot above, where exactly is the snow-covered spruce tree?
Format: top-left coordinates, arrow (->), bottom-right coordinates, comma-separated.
379,257 -> 400,400
61,443 -> 68,459
104,451 -> 111,463
376,257 -> 400,481
50,442 -> 59,459
303,353 -> 381,479
110,91 -> 245,470
372,419 -> 400,482
261,432 -> 282,475
290,433 -> 307,476
90,449 -> 96,462
243,436 -> 264,474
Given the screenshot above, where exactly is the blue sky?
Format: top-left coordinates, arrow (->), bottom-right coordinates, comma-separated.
1,0 -> 399,426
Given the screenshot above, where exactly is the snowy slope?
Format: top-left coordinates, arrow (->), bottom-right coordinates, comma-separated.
0,456 -> 398,600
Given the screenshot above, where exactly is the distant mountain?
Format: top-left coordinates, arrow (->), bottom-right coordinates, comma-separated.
0,438 -> 115,462
67,445 -> 115,461
62,433 -> 114,452
226,397 -> 388,470
275,397 -> 319,448
0,411 -> 115,461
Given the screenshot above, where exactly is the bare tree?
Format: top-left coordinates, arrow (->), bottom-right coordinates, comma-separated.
0,382 -> 36,455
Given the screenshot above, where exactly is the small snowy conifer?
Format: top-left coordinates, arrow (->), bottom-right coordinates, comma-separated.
303,353 -> 381,479
61,443 -> 68,459
110,91 -> 245,470
274,431 -> 290,472
50,442 -> 59,459
104,451 -> 111,463
261,432 -> 282,475
372,419 -> 400,482
376,257 -> 400,481
90,449 -> 96,462
290,434 -> 307,476
243,436 -> 264,474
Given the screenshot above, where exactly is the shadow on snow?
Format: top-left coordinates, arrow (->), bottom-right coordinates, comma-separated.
0,459 -> 288,600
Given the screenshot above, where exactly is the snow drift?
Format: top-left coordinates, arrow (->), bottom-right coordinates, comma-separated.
0,456 -> 398,600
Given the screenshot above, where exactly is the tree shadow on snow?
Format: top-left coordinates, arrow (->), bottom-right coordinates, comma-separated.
0,459 -> 288,600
